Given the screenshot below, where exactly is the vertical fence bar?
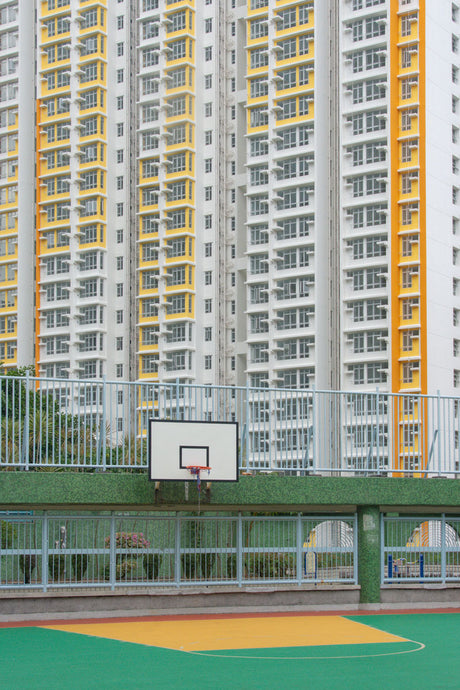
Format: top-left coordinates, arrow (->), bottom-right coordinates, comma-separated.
175,515 -> 181,587
353,513 -> 358,584
237,512 -> 242,587
380,514 -> 385,584
101,376 -> 107,471
245,382 -> 250,471
42,513 -> 48,593
21,370 -> 30,470
296,513 -> 303,586
441,514 -> 447,583
109,512 -> 116,590
437,390 -> 442,477
311,386 -> 317,472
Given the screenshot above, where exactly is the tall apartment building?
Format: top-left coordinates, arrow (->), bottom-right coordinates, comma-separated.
0,0 -> 459,413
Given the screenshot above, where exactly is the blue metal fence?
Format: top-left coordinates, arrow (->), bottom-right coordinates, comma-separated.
0,513 -> 357,591
0,373 -> 459,475
382,515 -> 460,584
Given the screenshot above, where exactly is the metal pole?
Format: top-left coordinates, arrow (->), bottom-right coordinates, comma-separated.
99,376 -> 107,471
296,513 -> 303,586
441,514 -> 446,584
437,390 -> 441,476
311,386 -> 317,472
109,512 -> 116,590
237,512 -> 243,587
245,382 -> 250,471
175,515 -> 181,587
21,370 -> 30,470
42,512 -> 49,593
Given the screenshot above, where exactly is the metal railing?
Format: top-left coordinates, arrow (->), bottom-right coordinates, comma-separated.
0,373 -> 459,476
382,515 -> 460,584
0,513 -> 357,591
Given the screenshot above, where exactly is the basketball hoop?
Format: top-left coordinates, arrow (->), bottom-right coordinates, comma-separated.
186,466 -> 211,514
186,465 -> 211,493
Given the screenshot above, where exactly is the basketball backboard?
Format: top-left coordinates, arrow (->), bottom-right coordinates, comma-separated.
148,419 -> 239,482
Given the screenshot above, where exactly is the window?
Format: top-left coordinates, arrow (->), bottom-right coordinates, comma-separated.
117,15 -> 124,30
204,327 -> 212,341
204,355 -> 212,370
205,46 -> 212,61
205,102 -> 212,117
204,298 -> 212,313
250,18 -> 269,39
205,74 -> 212,89
403,330 -> 416,352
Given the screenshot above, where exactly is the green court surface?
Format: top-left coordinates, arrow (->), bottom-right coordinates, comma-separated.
1,612 -> 459,690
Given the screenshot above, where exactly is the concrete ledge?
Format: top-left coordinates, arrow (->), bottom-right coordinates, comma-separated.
381,584 -> 460,605
0,585 -> 360,617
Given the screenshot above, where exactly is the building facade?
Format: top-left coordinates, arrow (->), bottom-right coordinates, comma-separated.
0,0 -> 458,411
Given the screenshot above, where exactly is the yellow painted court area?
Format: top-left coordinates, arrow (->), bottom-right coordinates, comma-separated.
44,615 -> 407,652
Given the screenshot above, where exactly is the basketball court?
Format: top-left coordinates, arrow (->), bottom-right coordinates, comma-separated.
1,609 -> 459,689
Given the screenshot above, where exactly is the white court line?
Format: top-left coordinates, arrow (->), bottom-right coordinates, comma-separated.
183,640 -> 426,661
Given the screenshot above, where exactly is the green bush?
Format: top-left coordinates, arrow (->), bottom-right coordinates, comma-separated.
226,554 -> 238,579
143,554 -> 162,580
245,552 -> 295,579
0,521 -> 16,548
49,554 -> 66,580
71,554 -> 89,580
104,558 -> 138,582
19,554 -> 36,585
180,552 -> 216,580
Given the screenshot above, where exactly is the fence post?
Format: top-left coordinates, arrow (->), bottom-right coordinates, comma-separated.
21,370 -> 30,470
42,512 -> 48,593
97,376 -> 107,471
109,512 -> 116,590
354,513 -> 359,584
311,386 -> 317,472
175,515 -> 181,587
296,513 -> 303,586
437,390 -> 442,476
176,379 -> 180,420
441,514 -> 446,583
237,512 -> 243,587
245,382 -> 250,472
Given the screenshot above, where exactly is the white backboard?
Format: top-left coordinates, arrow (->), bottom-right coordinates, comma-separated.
148,420 -> 239,482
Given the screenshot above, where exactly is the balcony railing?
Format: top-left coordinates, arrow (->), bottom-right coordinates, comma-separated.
0,373 -> 459,476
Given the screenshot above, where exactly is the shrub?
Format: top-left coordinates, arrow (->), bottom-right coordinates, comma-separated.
226,554 -> 238,580
104,558 -> 138,582
104,532 -> 150,550
49,554 -> 66,580
245,552 -> 295,579
71,554 -> 89,580
143,553 -> 162,580
0,521 -> 16,548
19,554 -> 36,585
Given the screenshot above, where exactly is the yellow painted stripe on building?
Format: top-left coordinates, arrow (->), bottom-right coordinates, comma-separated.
418,0 -> 427,395
390,1 -> 427,474
44,615 -> 407,652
